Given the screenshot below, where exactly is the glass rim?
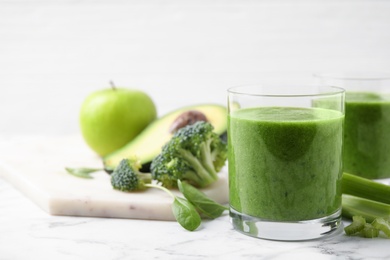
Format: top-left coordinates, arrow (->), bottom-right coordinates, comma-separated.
313,72 -> 390,81
227,85 -> 345,98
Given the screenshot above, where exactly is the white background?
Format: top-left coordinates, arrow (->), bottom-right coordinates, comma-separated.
1,0 -> 390,135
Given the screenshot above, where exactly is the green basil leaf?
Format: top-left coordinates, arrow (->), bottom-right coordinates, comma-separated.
178,180 -> 228,219
172,197 -> 201,231
65,167 -> 102,179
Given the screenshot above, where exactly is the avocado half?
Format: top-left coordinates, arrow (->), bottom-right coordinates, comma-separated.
103,104 -> 227,172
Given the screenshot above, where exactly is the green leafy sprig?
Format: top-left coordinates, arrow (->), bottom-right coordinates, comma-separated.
65,167 -> 102,179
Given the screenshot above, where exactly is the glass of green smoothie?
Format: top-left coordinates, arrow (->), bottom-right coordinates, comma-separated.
227,85 -> 345,241
315,73 -> 390,180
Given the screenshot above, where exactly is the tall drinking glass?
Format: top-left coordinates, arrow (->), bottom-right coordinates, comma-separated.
228,85 -> 345,241
315,73 -> 390,180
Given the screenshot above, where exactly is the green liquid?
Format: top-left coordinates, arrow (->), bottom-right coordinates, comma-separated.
228,107 -> 343,221
344,92 -> 390,179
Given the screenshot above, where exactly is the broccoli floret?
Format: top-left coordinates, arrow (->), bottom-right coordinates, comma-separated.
110,159 -> 203,231
110,155 -> 228,232
111,159 -> 152,191
150,121 -> 228,188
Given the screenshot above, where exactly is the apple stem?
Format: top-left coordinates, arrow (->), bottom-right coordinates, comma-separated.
110,81 -> 116,90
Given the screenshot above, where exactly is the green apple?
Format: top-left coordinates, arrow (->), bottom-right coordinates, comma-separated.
79,87 -> 157,156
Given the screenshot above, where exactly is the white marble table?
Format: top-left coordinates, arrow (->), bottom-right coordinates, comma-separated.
1,139 -> 389,260
1,177 -> 389,260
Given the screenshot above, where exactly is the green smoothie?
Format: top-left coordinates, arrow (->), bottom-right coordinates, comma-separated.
344,92 -> 390,179
228,107 -> 344,221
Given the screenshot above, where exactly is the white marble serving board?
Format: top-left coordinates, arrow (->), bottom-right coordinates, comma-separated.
0,135 -> 229,221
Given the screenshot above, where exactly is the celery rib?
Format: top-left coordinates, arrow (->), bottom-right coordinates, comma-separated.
342,194 -> 390,223
342,172 -> 390,205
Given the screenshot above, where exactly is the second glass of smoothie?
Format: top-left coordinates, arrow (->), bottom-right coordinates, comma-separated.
227,85 -> 345,241
315,73 -> 390,180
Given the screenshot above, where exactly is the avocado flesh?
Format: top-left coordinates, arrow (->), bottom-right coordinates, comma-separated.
103,104 -> 227,172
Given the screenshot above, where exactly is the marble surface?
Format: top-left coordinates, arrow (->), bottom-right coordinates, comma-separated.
0,135 -> 229,221
1,174 -> 390,260
1,0 -> 390,259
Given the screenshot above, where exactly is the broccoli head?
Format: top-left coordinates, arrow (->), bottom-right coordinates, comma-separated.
150,121 -> 228,189
111,158 -> 152,191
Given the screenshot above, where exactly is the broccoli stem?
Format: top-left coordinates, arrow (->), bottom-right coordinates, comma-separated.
342,194 -> 390,222
181,170 -> 203,185
179,149 -> 216,187
199,140 -> 218,180
138,173 -> 152,184
342,172 -> 390,204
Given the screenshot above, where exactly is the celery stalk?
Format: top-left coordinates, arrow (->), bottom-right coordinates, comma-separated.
342,194 -> 390,223
342,172 -> 390,204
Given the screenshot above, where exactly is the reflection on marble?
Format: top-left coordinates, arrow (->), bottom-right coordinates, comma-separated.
1,179 -> 389,260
